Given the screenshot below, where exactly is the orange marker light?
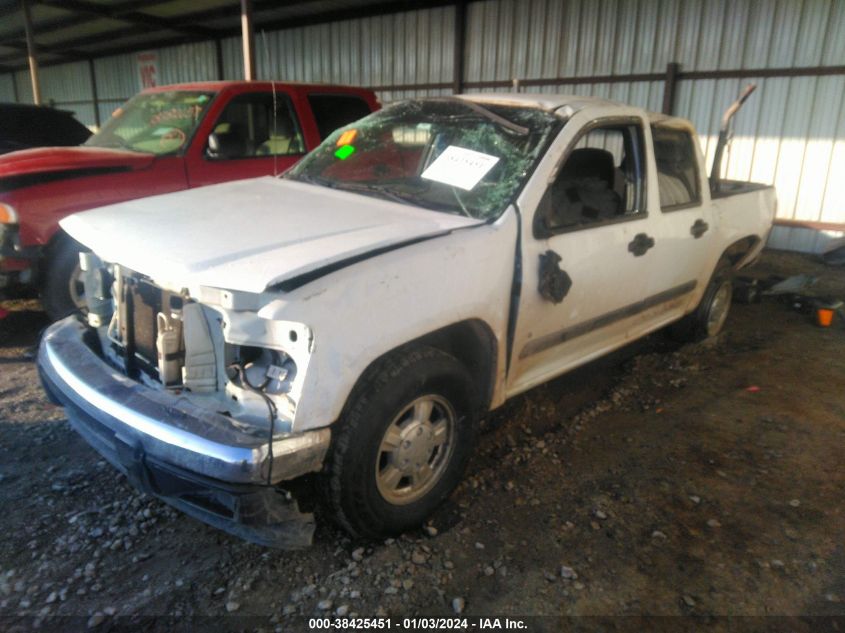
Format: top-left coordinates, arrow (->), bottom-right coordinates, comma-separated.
336,129 -> 358,146
0,202 -> 18,224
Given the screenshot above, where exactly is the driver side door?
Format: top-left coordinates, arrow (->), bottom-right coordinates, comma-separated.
508,111 -> 662,396
186,90 -> 305,187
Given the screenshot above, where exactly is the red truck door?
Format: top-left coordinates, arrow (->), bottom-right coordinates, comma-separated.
185,87 -> 306,187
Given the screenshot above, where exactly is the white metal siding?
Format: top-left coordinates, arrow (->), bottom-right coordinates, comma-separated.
463,0 -> 845,251
0,73 -> 15,102
254,6 -> 455,103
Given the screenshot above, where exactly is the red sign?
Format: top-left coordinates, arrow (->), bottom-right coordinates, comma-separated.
137,52 -> 158,89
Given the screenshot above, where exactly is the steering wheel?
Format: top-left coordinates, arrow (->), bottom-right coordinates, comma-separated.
159,127 -> 187,150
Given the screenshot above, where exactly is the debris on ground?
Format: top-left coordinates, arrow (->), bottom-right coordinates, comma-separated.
0,252 -> 843,623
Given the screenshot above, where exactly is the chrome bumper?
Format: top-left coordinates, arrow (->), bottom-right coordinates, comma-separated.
37,318 -> 332,548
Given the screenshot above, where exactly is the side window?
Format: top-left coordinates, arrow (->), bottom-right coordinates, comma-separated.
538,122 -> 645,233
307,94 -> 373,140
207,93 -> 304,159
652,125 -> 701,209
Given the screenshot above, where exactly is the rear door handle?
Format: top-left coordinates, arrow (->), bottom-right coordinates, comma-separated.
691,219 -> 709,238
628,233 -> 655,257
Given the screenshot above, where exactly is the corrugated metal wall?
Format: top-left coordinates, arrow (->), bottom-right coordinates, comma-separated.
2,0 -> 843,251
0,73 -> 15,102
239,5 -> 456,103
462,0 -> 845,252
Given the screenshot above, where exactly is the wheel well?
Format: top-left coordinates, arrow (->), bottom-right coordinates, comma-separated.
723,236 -> 761,270
348,319 -> 498,418
37,229 -> 76,287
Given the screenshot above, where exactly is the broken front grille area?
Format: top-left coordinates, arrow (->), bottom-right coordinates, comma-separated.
110,272 -> 185,387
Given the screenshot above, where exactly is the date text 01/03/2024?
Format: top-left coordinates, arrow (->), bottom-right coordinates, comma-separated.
308,617 -> 530,630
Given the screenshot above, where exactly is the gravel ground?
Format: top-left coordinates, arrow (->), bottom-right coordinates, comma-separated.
0,250 -> 843,632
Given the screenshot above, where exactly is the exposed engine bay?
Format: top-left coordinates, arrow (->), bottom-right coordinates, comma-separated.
78,252 -> 310,436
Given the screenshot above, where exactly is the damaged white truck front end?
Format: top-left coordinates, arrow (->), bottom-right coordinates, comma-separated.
39,260 -> 330,547
37,172 -> 490,548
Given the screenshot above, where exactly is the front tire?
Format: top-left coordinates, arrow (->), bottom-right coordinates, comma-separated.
324,346 -> 477,539
41,236 -> 87,321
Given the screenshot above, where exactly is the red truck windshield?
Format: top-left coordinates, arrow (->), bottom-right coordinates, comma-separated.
86,90 -> 214,156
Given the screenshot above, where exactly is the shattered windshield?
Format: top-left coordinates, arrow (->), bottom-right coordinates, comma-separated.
86,90 -> 214,155
286,99 -> 560,220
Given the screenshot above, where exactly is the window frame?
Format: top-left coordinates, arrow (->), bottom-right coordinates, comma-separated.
204,91 -> 305,161
651,124 -> 703,213
306,92 -> 374,140
534,116 -> 648,238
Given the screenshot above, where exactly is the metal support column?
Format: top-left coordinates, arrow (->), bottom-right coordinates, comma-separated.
88,58 -> 100,127
240,0 -> 256,81
215,39 -> 225,80
21,0 -> 42,105
452,1 -> 466,95
662,62 -> 680,115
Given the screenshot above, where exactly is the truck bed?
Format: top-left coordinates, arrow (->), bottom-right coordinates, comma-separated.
710,179 -> 773,200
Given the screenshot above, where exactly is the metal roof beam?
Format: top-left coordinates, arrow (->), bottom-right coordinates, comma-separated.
0,39 -> 88,61
37,0 -> 223,38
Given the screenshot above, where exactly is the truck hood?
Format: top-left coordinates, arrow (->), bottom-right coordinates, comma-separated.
0,146 -> 154,179
61,177 -> 482,294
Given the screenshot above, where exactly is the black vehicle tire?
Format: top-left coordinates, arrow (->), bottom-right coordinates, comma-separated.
41,235 -> 87,321
324,346 -> 477,539
669,257 -> 734,343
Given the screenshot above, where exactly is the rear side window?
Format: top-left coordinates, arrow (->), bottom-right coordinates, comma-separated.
652,126 -> 701,209
308,94 -> 372,140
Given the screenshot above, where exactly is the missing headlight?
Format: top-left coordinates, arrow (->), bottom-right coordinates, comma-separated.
227,346 -> 297,395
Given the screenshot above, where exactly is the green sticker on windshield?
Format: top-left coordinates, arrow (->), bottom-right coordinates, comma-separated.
335,144 -> 356,160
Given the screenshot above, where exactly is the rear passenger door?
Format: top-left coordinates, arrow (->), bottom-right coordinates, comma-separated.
510,113 -> 661,394
186,90 -> 306,187
645,123 -> 715,319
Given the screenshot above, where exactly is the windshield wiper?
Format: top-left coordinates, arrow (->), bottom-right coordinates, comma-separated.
287,173 -> 336,188
335,182 -> 469,216
430,97 -> 530,136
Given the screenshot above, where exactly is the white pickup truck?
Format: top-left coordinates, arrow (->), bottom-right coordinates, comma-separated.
37,92 -> 774,548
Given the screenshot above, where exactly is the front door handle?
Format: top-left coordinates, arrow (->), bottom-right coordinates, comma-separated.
628,233 -> 655,257
691,219 -> 709,239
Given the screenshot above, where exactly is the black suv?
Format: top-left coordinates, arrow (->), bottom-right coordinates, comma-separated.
0,103 -> 91,154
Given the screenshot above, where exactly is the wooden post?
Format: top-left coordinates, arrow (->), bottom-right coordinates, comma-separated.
240,0 -> 256,81
662,62 -> 680,115
88,58 -> 100,128
452,0 -> 466,94
21,0 -> 42,105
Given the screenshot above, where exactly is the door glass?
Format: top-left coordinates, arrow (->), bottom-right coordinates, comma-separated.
208,93 -> 304,159
307,94 -> 373,139
541,123 -> 645,232
651,126 -> 701,209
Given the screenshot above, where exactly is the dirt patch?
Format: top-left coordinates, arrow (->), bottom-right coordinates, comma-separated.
0,251 -> 843,631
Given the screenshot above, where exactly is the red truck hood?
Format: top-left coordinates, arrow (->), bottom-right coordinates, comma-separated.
0,146 -> 155,178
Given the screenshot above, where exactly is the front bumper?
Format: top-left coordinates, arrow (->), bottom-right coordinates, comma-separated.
37,318 -> 331,548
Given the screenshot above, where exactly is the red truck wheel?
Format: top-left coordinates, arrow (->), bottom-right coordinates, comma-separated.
42,237 -> 87,321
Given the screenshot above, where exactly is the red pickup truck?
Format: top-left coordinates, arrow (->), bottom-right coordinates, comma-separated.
0,80 -> 379,319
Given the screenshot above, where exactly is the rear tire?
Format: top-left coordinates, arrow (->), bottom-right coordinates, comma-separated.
670,257 -> 733,342
41,236 -> 87,321
324,346 -> 477,539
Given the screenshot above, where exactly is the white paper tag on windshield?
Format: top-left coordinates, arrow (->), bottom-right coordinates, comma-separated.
421,146 -> 499,191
